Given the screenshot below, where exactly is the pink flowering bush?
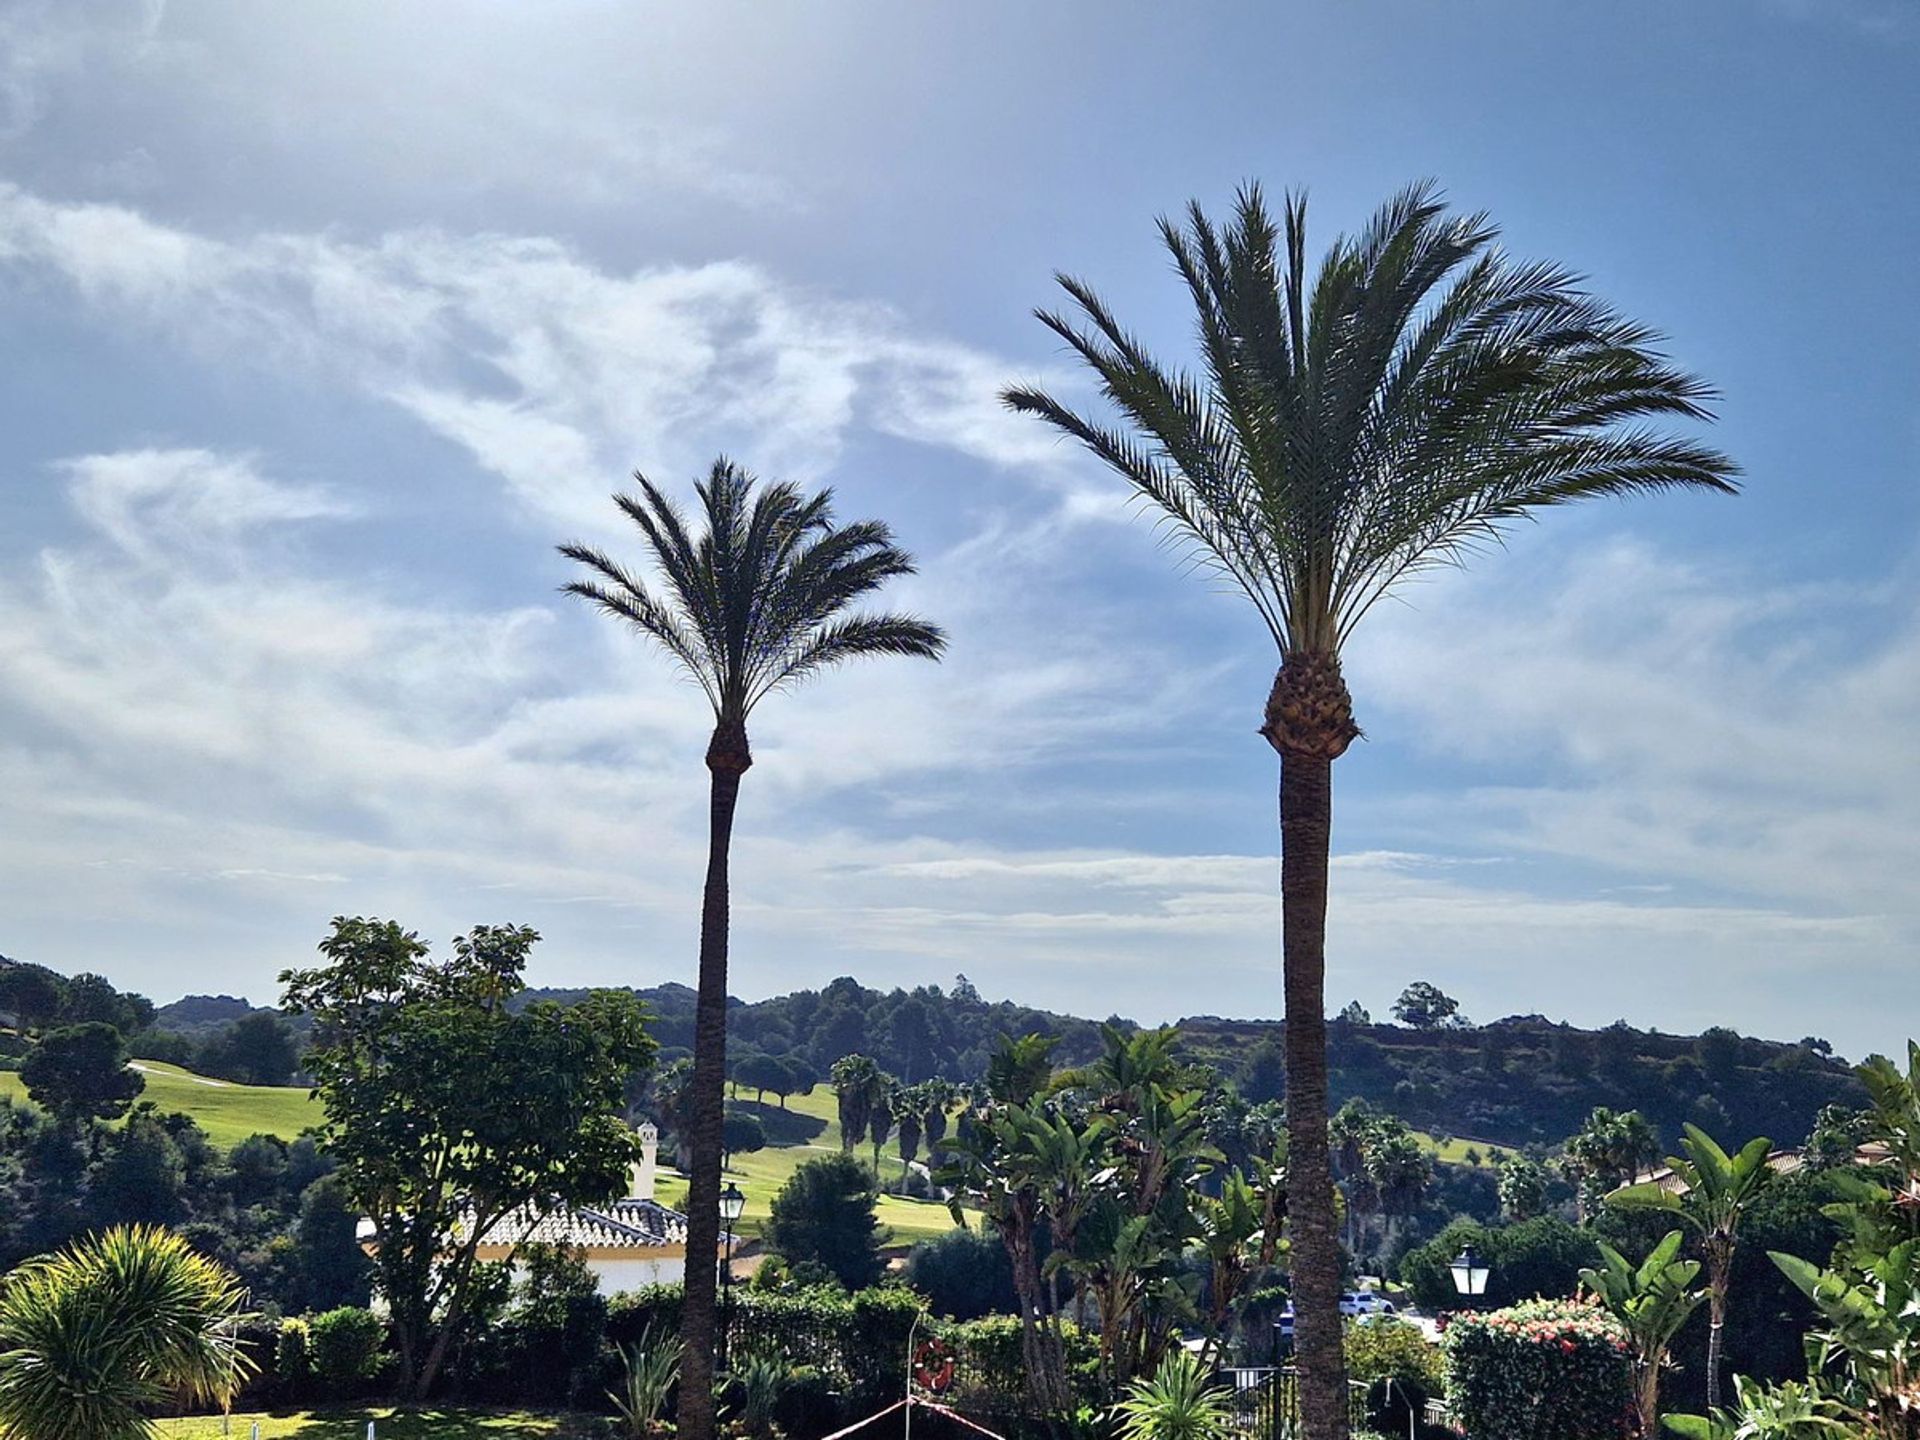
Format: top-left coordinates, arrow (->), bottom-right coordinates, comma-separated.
1442,1297 -> 1634,1440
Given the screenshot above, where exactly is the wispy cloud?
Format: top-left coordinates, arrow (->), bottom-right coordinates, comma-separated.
0,186 -> 1083,534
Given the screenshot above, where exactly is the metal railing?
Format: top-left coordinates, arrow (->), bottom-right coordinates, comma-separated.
1221,1367 -> 1369,1440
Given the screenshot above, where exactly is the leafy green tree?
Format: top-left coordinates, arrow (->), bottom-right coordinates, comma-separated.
1003,182 -> 1735,1440
0,962 -> 66,1033
776,1055 -> 817,1108
904,1226 -> 1019,1320
292,1174 -> 372,1312
280,916 -> 656,1399
764,1152 -> 884,1291
733,1052 -> 790,1104
722,1108 -> 766,1164
1610,1125 -> 1774,1411
86,1106 -> 188,1228
1392,981 -> 1460,1030
562,465 -> 944,1440
0,1224 -> 253,1440
1238,1036 -> 1287,1104
197,1011 -> 300,1086
59,973 -> 153,1036
1580,1230 -> 1705,1438
22,1022 -> 144,1126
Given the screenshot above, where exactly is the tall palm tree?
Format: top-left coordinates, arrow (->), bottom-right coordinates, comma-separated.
0,1223 -> 254,1440
1003,182 -> 1736,1440
561,460 -> 944,1440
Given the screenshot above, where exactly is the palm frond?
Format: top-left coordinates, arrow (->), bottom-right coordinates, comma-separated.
561,460 -> 945,735
1003,183 -> 1737,660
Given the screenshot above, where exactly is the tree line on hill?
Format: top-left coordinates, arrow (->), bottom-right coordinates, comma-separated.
6,951 -> 1868,1160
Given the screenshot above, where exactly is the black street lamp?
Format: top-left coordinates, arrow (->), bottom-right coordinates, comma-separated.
1449,1244 -> 1491,1305
718,1181 -> 746,1371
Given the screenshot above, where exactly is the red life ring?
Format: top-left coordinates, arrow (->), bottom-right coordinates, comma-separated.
912,1338 -> 956,1394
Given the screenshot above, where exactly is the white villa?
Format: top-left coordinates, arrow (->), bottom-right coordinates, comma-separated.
362,1122 -> 693,1297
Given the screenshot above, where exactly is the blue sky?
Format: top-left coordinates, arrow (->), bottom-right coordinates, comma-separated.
0,1 -> 1914,1056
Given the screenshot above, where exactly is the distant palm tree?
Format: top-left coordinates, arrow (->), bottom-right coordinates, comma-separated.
1004,182 -> 1736,1439
562,461 -> 944,1440
0,1224 -> 254,1440
830,1053 -> 882,1155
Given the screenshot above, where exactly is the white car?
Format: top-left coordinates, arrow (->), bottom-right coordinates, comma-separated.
1277,1293 -> 1397,1337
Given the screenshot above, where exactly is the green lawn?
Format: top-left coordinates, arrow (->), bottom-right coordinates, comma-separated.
653,1082 -> 959,1244
153,1411 -> 601,1439
0,1060 -> 320,1147
1414,1129 -> 1516,1165
0,1059 -> 958,1241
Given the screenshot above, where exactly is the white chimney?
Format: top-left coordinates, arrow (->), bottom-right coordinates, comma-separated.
630,1121 -> 658,1201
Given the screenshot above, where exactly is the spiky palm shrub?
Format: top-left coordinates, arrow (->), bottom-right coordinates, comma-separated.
0,1224 -> 254,1440
609,1324 -> 682,1439
1113,1349 -> 1235,1440
562,460 -> 944,1440
1005,182 -> 1736,1439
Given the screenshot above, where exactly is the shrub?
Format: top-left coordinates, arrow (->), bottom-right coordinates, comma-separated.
946,1313 -> 1100,1412
765,1153 -> 884,1291
1400,1218 -> 1601,1313
307,1305 -> 385,1398
1442,1297 -> 1633,1440
844,1285 -> 925,1403
1345,1316 -> 1444,1433
773,1363 -> 841,1439
906,1227 -> 1019,1320
608,1323 -> 680,1437
1113,1350 -> 1234,1440
275,1316 -> 314,1398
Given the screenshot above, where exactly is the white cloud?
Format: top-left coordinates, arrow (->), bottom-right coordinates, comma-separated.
0,185 -> 1084,535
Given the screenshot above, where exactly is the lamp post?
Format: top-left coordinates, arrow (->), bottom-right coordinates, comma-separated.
1448,1244 -> 1491,1307
718,1181 -> 746,1372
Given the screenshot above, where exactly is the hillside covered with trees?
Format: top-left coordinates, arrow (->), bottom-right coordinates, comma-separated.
6,951 -> 1863,1156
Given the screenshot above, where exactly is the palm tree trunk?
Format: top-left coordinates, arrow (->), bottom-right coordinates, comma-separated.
1281,751 -> 1349,1440
676,725 -> 750,1440
1706,1272 -> 1727,1413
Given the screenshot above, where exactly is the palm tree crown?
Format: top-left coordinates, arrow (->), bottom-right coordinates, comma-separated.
561,458 -> 946,768
1004,181 -> 1737,748
0,1224 -> 254,1440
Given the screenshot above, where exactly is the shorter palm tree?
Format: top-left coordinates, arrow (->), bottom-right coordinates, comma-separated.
0,1224 -> 254,1440
1581,1230 -> 1706,1438
1611,1125 -> 1774,1411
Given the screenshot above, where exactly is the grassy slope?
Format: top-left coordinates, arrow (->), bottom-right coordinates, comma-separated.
1,1062 -> 958,1241
654,1082 -> 957,1244
0,1061 -> 320,1147
153,1411 -> 594,1439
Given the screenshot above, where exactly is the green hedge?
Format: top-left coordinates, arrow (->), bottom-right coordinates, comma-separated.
1346,1317 -> 1445,1435
1443,1298 -> 1633,1440
308,1305 -> 386,1397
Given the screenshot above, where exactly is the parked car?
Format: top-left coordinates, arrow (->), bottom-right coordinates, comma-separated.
1276,1292 -> 1397,1338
